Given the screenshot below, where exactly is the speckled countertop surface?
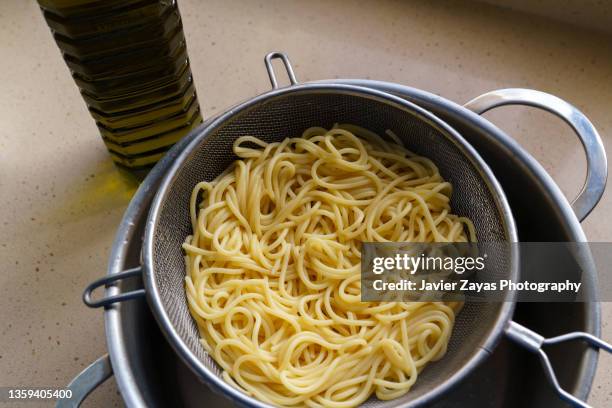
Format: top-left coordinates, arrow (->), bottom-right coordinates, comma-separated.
1,0 -> 610,406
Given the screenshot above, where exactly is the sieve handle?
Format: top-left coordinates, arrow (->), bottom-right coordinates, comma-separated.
264,52 -> 299,89
83,266 -> 145,308
55,354 -> 113,408
505,321 -> 612,408
464,88 -> 607,222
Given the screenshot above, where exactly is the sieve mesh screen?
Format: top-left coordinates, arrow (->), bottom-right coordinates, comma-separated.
149,89 -> 513,407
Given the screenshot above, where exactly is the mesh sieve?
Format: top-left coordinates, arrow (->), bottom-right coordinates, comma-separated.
143,83 -> 517,408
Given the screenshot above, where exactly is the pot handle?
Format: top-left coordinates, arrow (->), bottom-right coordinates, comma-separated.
83,266 -> 145,308
264,52 -> 298,89
505,321 -> 611,408
55,354 -> 113,408
464,88 -> 607,222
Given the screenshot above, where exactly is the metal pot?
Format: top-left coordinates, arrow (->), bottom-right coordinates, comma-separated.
61,58 -> 607,408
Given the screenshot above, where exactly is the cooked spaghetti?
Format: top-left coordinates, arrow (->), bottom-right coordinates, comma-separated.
183,125 -> 475,407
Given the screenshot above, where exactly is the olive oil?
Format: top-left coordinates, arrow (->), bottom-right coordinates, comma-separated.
38,0 -> 203,175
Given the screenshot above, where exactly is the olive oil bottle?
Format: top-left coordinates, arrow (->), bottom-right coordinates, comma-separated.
38,0 -> 203,176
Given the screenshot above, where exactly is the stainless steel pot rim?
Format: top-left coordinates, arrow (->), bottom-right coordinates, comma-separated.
142,81 -> 518,408
105,87 -> 596,408
97,80 -> 601,407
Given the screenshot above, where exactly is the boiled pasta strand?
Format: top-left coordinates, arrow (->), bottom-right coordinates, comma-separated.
183,125 -> 475,407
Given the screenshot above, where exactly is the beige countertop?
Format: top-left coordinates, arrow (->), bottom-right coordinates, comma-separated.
1,0 -> 610,406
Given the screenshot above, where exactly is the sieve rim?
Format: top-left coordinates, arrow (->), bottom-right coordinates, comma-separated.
142,82 -> 518,408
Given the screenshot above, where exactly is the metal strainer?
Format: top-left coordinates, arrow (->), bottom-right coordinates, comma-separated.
82,53 -> 611,408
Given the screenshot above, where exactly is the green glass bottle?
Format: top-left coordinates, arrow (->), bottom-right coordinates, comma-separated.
38,0 -> 203,176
